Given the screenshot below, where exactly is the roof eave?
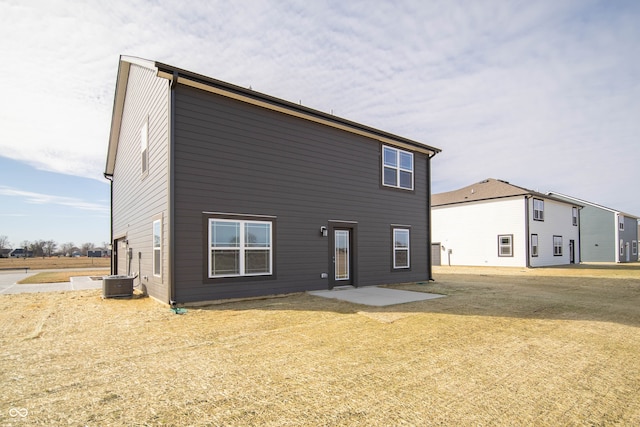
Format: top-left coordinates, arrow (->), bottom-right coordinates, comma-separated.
432,193 -> 528,207
104,56 -> 158,176
105,56 -> 441,178
154,61 -> 441,156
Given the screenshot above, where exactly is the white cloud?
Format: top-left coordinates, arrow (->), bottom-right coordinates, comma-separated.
0,186 -> 108,214
0,0 -> 638,215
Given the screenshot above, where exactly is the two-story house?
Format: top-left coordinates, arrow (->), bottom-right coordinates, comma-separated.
431,179 -> 581,267
104,56 -> 441,304
547,192 -> 639,263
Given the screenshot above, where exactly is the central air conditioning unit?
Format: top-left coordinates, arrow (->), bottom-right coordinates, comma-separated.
102,275 -> 134,298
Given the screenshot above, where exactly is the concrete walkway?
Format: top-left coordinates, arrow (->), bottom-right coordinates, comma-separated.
309,285 -> 444,307
0,272 -> 102,295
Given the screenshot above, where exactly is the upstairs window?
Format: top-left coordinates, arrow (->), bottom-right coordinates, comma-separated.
572,207 -> 578,226
533,199 -> 544,221
141,119 -> 149,176
619,216 -> 624,231
383,146 -> 413,190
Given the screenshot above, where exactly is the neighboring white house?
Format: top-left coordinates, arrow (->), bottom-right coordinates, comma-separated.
431,179 -> 581,267
547,192 -> 639,263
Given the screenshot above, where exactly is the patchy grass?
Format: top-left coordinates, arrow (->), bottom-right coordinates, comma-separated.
0,257 -> 110,270
0,265 -> 639,425
17,270 -> 110,284
434,262 -> 640,279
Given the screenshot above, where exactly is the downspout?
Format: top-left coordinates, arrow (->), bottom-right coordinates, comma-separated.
104,173 -> 114,274
614,213 -> 620,263
525,195 -> 530,268
168,71 -> 178,305
427,151 -> 437,281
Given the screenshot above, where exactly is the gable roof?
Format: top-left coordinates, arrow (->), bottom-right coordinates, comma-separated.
432,178 -> 578,207
105,56 -> 441,176
547,192 -> 640,220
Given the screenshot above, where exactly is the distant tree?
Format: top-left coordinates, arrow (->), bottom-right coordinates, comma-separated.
43,240 -> 57,257
0,235 -> 9,249
81,242 -> 95,256
60,242 -> 75,257
29,240 -> 46,258
19,240 -> 30,257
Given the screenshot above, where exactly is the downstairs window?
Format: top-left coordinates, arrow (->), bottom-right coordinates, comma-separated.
554,236 -> 563,256
153,219 -> 161,277
392,228 -> 410,269
498,235 -> 513,257
208,218 -> 273,278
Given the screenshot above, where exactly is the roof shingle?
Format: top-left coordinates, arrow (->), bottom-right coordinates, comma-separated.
432,178 -> 560,206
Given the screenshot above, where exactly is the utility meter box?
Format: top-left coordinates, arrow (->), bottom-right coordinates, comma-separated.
102,275 -> 134,298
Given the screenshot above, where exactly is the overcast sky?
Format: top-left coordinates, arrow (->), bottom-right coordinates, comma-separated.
0,0 -> 639,247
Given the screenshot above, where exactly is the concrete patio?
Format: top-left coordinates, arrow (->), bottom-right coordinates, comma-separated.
309,285 -> 445,307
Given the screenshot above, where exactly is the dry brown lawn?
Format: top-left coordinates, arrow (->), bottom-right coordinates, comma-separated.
17,270 -> 111,284
0,257 -> 110,270
1,257 -> 110,284
1,264 -> 639,426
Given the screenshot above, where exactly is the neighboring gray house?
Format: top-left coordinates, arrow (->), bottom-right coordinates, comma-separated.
88,249 -> 111,258
547,192 -> 639,263
104,56 -> 441,304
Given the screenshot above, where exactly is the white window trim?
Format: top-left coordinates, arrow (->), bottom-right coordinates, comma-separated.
531,234 -> 539,257
393,228 -> 410,269
533,199 -> 544,221
152,219 -> 161,277
498,234 -> 513,257
334,230 -> 350,281
208,218 -> 273,278
572,207 -> 578,226
554,235 -> 563,256
382,145 -> 414,190
620,239 -> 624,256
633,240 -> 637,256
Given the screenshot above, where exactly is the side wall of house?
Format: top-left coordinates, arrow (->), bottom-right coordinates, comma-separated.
637,220 -> 640,261
171,84 -> 431,302
619,215 -> 639,263
579,206 -> 615,262
111,64 -> 170,302
528,198 -> 580,267
431,198 -> 527,267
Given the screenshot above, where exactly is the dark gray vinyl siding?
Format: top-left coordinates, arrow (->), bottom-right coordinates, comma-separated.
172,85 -> 431,302
111,64 -> 170,302
621,216 -> 639,262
